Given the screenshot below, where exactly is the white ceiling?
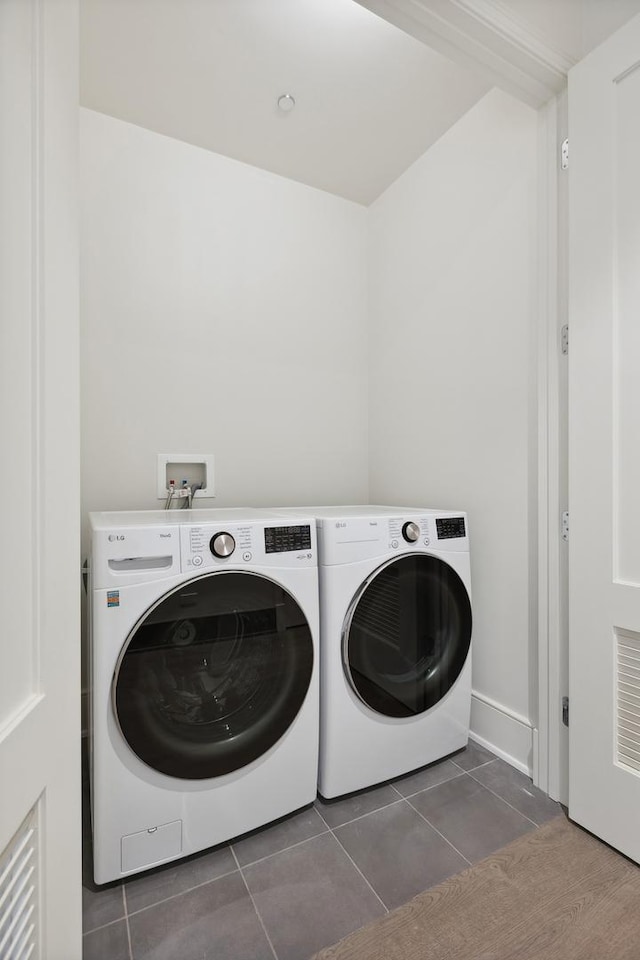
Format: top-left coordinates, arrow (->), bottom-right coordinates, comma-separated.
79,0 -> 490,206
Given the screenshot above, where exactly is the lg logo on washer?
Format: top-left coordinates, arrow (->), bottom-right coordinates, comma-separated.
107,532 -> 172,542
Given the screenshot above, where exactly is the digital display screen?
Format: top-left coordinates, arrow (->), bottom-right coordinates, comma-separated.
436,517 -> 466,540
264,525 -> 312,554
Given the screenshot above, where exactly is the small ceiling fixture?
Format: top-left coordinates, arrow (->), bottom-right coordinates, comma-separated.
277,93 -> 296,113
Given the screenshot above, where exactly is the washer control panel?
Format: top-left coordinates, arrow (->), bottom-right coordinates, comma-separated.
265,524 -> 312,554
180,521 -> 316,570
210,532 -> 236,558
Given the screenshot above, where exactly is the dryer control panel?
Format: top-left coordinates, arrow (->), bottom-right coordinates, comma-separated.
318,512 -> 469,565
435,516 -> 466,540
387,515 -> 468,550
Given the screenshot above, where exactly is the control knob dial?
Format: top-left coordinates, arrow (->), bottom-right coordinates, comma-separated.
402,521 -> 420,543
210,531 -> 236,558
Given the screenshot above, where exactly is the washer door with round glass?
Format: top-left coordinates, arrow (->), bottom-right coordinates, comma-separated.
344,555 -> 471,719
113,572 -> 314,780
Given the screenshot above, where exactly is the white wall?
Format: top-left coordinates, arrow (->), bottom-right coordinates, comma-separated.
80,108 -> 369,547
368,89 -> 539,772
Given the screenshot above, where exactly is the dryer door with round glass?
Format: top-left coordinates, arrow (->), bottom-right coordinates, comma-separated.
113,571 -> 314,780
344,555 -> 471,719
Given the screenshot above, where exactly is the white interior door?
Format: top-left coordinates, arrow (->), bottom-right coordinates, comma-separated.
569,12 -> 640,861
0,0 -> 81,956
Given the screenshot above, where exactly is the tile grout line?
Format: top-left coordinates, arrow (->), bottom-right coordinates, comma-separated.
122,885 -> 134,960
122,865 -> 241,920
82,915 -> 129,937
465,769 -> 541,828
312,765 -> 480,832
125,914 -> 134,960
450,757 -> 497,775
314,802 -> 389,914
395,770 -> 466,802
235,826 -> 331,870
405,794 -> 473,867
313,796 -> 405,832
230,844 -> 279,960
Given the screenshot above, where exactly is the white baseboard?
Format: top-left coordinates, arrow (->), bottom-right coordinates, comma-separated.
470,690 -> 534,776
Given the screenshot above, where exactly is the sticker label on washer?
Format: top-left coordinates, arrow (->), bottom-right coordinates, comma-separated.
107,590 -> 120,608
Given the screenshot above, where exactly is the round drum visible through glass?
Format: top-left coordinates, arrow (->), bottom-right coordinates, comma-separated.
343,555 -> 471,718
113,571 -> 314,779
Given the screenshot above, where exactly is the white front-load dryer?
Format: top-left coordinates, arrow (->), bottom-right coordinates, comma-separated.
89,508 -> 319,883
274,506 -> 472,799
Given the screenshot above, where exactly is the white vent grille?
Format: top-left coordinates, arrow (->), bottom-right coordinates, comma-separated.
616,629 -> 640,772
0,809 -> 38,960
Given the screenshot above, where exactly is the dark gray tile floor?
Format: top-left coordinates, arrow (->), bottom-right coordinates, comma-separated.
82,741 -> 561,960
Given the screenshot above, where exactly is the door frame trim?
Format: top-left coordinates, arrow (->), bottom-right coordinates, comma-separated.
535,93 -> 568,801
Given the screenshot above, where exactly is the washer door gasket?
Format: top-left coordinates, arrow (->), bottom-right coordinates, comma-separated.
113,571 -> 314,780
343,554 -> 472,718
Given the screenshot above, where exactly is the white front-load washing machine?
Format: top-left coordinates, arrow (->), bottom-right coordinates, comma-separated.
89,508 -> 319,883
274,506 -> 472,799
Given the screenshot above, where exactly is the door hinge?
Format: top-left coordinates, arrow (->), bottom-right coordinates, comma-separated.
561,138 -> 569,170
561,511 -> 569,542
561,324 -> 568,355
562,696 -> 569,727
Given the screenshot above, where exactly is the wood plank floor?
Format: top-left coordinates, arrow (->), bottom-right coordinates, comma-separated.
312,815 -> 640,960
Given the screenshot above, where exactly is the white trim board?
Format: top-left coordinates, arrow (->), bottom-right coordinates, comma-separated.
536,91 -> 569,805
355,0 -> 574,107
470,690 -> 534,776
534,94 -> 556,799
